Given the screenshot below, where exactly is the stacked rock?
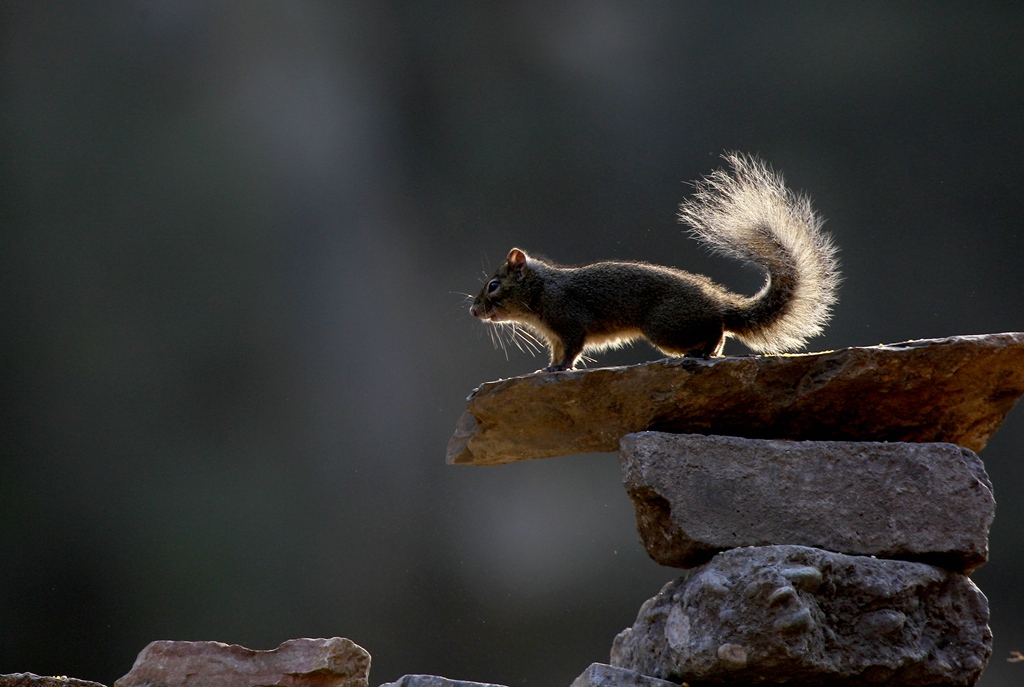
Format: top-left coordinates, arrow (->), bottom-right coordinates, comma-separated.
448,334 -> 1024,687
6,337 -> 1019,687
598,433 -> 994,686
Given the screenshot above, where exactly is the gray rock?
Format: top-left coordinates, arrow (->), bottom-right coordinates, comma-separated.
620,432 -> 995,573
610,545 -> 991,686
0,675 -> 106,687
446,333 -> 1024,465
378,677 -> 506,687
114,637 -> 370,687
569,663 -> 676,687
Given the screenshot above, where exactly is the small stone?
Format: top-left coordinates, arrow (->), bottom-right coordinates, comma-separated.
664,605 -> 690,650
568,664 -> 676,687
114,637 -> 370,687
696,570 -> 729,595
767,585 -> 798,606
620,432 -> 994,572
862,609 -> 907,635
716,644 -> 747,668
781,566 -> 823,592
774,607 -> 814,632
378,677 -> 507,687
448,333 -> 1024,465
610,545 -> 991,686
1,675 -> 106,687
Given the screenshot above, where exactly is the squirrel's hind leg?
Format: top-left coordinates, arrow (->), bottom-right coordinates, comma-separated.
678,333 -> 724,359
702,335 -> 726,358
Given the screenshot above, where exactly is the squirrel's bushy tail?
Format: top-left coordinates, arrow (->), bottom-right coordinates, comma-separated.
678,153 -> 840,354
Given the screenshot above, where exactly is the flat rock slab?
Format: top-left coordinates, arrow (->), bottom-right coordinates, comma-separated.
569,663 -> 676,687
621,432 -> 995,572
378,677 -> 507,687
447,333 -> 1024,466
610,545 -> 991,686
114,638 -> 370,687
1,676 -> 106,687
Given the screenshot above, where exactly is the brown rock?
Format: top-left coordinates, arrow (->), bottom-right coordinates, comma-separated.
114,637 -> 370,687
610,545 -> 992,686
0,675 -> 106,687
620,432 -> 995,572
447,333 -> 1024,466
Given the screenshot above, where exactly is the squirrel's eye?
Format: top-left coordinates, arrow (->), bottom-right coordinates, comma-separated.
487,280 -> 500,294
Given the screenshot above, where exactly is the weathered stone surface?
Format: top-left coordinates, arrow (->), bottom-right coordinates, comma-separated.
620,432 -> 995,572
378,677 -> 507,687
447,333 -> 1024,465
0,675 -> 106,687
114,637 -> 370,687
569,663 -> 676,687
610,545 -> 991,686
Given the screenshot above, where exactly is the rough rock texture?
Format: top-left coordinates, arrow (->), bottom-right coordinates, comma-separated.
378,677 -> 507,687
114,637 -> 370,687
1,676 -> 106,687
620,432 -> 995,572
610,545 -> 991,686
569,663 -> 676,687
447,333 -> 1024,465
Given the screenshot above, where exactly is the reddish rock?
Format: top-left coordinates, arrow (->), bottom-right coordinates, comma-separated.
113,637 -> 370,687
448,333 -> 1024,466
0,675 -> 106,687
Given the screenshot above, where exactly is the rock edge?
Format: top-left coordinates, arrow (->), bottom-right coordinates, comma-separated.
448,333 -> 1024,466
620,432 -> 995,572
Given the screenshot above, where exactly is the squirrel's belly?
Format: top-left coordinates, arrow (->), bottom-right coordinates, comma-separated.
583,328 -> 644,352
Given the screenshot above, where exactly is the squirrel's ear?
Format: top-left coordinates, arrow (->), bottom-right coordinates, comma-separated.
508,248 -> 527,267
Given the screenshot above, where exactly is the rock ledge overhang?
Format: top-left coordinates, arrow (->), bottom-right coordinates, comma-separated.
447,333 -> 1024,466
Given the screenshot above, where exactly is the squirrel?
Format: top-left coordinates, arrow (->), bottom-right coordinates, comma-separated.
470,153 -> 840,372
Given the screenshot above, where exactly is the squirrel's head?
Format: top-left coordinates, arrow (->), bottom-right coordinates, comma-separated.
470,248 -> 532,321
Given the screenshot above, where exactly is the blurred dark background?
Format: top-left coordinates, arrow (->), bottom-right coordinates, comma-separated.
1,2 -> 1022,686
